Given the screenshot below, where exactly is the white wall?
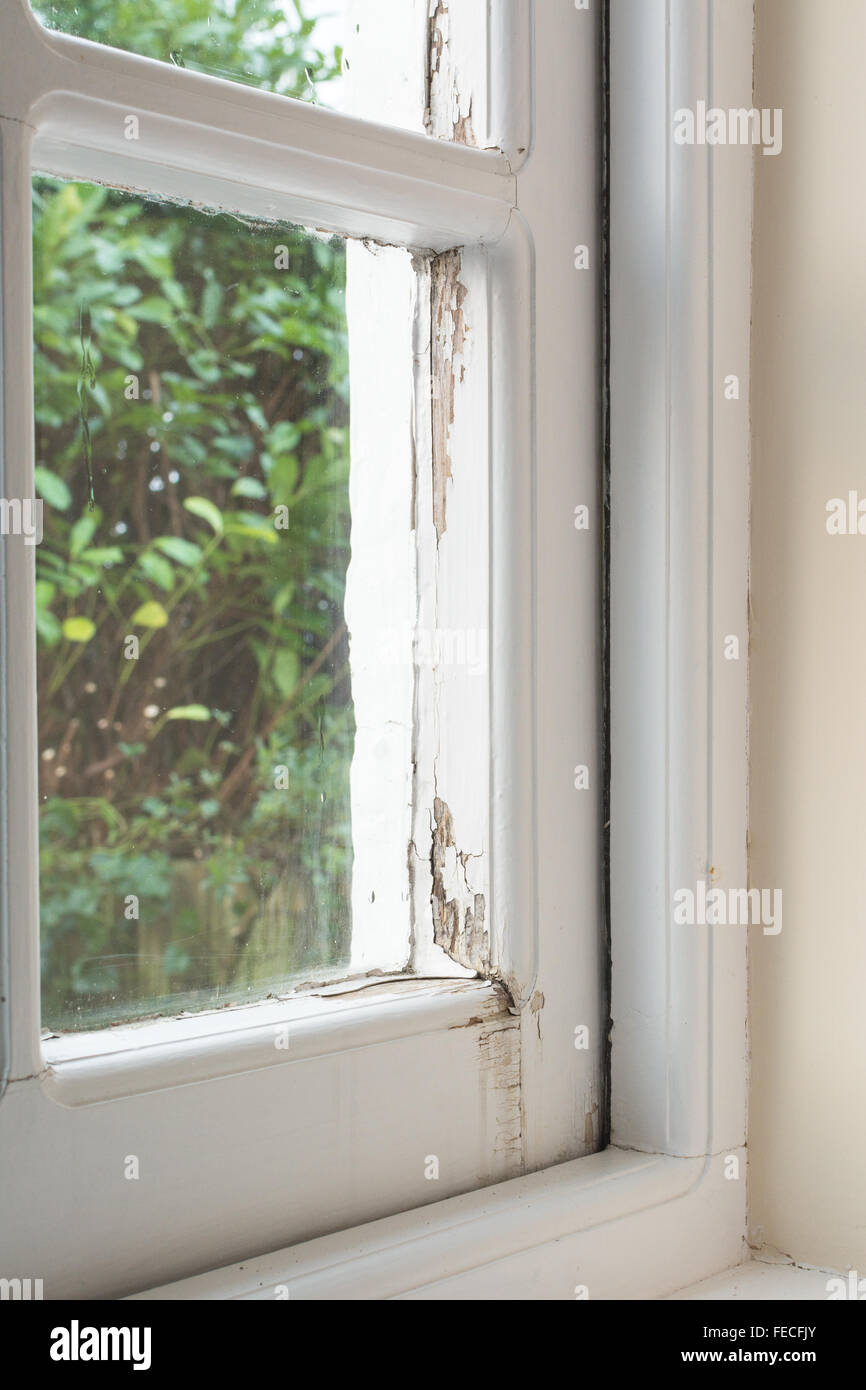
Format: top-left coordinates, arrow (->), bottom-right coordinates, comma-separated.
750,0 -> 866,1272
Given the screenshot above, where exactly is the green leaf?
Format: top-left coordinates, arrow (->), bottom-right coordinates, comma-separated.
272,648 -> 300,698
131,296 -> 175,325
268,420 -> 303,454
131,600 -> 169,629
69,511 -> 99,557
244,401 -> 269,432
162,279 -> 187,311
183,496 -> 223,535
138,550 -> 175,592
118,742 -> 145,758
154,537 -> 202,567
36,608 -> 62,646
165,704 -> 211,722
187,352 -> 222,384
272,582 -> 295,615
111,285 -> 142,308
35,579 -> 56,610
62,616 -> 96,643
225,511 -> 278,544
81,546 -> 124,566
201,278 -> 223,330
213,436 -> 253,461
231,476 -> 267,500
34,466 -> 72,512
266,454 -> 299,502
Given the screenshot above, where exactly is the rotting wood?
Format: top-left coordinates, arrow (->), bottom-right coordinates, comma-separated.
530,990 -> 545,1041
430,795 -> 489,974
479,1016 -> 522,1164
451,99 -> 474,147
427,0 -> 446,126
583,1077 -> 601,1151
425,1 -> 476,147
430,249 -> 468,540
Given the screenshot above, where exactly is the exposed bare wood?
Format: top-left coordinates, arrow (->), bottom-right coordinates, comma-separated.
430,795 -> 489,974
430,248 -> 468,540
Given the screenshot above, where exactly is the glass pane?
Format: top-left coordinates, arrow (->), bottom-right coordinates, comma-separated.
34,174 -> 355,1029
31,0 -> 346,106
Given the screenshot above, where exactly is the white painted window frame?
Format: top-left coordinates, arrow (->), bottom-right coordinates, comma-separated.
139,0 -> 754,1300
0,0 -> 753,1300
0,0 -> 608,1298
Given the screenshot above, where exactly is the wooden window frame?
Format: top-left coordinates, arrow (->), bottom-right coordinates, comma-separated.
0,0 -> 751,1301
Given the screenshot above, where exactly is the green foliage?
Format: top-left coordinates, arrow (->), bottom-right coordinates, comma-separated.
33,0 -> 343,100
34,1 -> 354,1030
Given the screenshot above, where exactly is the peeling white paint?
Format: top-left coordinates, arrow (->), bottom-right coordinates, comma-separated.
430,796 -> 488,974
426,0 -> 482,146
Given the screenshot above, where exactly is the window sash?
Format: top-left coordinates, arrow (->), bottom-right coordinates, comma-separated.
9,2 -> 513,249
138,0 -> 755,1302
1,0 -> 534,1071
0,0 -> 611,1298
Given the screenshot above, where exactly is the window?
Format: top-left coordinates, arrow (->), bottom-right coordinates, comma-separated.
2,0 -> 755,1306
34,177 -> 361,1029
1,0 -> 606,1298
33,0 -> 347,106
137,0 -> 754,1303
27,3 -> 497,1032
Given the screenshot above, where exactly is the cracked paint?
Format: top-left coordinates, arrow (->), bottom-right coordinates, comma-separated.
479,1017 -> 522,1163
530,990 -> 545,1041
426,1 -> 476,146
430,795 -> 488,974
430,249 -> 468,540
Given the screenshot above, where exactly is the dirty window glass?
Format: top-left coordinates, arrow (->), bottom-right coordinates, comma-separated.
34,174 -> 355,1030
31,0 -> 347,106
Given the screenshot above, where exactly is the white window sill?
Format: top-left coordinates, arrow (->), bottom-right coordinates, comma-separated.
668,1257 -> 840,1301
131,1144 -> 746,1300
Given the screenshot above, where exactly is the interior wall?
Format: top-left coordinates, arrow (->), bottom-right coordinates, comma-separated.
750,0 -> 866,1271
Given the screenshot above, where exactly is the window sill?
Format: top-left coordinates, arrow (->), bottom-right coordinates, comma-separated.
667,1258 -> 838,1302
132,1143 -> 746,1300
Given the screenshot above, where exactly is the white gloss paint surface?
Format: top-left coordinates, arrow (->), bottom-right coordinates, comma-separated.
0,0 -> 757,1300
